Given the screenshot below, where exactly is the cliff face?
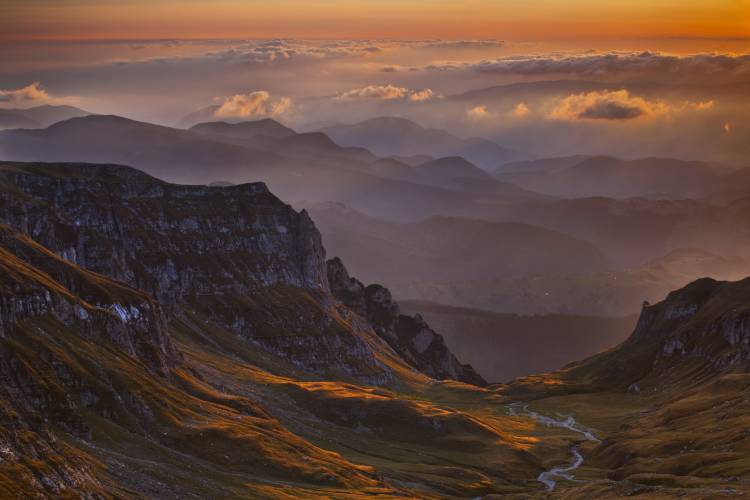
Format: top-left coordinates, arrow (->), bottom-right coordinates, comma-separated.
0,224 -> 176,374
630,278 -> 750,371
0,163 -> 407,386
0,162 -> 478,386
327,257 -> 487,386
0,163 -> 328,304
0,223 -> 175,494
0,222 -> 387,497
553,277 -> 750,393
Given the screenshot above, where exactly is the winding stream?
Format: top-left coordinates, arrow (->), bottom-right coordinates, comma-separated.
508,403 -> 599,491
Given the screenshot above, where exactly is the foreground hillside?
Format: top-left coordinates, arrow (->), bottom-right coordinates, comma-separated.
0,161 -> 552,497
499,277 -> 750,497
0,161 -> 748,498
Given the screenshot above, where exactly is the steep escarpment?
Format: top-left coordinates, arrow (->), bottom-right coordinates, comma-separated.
0,163 -> 399,384
327,257 -> 486,385
0,162 -> 328,302
569,278 -> 750,487
0,223 -> 175,374
0,161 -> 546,497
0,161 -> 477,386
498,276 -> 750,495
0,227 -> 388,497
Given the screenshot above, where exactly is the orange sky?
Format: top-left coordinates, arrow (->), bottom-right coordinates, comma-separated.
2,0 -> 749,42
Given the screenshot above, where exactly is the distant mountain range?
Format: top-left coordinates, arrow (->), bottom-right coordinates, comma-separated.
322,116 -> 524,169
311,201 -> 750,316
0,115 -> 546,221
0,104 -> 90,129
308,201 -> 610,287
400,247 -> 750,317
2,115 -> 749,320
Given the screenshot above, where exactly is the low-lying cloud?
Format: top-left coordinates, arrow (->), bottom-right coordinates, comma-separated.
512,102 -> 530,118
466,104 -> 490,119
214,91 -> 292,118
0,82 -> 50,105
334,84 -> 434,101
427,51 -> 750,82
549,90 -> 668,121
205,39 -> 385,65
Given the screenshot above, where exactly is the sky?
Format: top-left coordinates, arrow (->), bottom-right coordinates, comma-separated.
0,1 -> 748,165
2,0 -> 749,42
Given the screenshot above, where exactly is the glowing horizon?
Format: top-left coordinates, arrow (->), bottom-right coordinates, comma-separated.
2,0 -> 748,43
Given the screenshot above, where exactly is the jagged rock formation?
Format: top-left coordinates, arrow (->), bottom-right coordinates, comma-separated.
0,162 -> 406,385
0,222 -> 386,496
505,276 -> 750,398
0,224 -> 176,374
0,161 -> 478,386
0,162 -> 328,301
327,257 -> 487,386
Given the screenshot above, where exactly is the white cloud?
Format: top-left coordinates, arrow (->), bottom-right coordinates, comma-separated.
467,105 -> 491,119
427,51 -> 750,82
693,100 -> 715,110
512,102 -> 530,118
408,88 -> 434,101
214,91 -> 292,118
549,90 -> 669,121
334,84 -> 434,101
0,82 -> 50,105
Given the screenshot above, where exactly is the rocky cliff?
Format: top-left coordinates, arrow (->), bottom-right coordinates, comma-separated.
0,161 -> 478,386
532,276 -> 750,394
0,223 -> 176,374
0,162 -> 328,302
327,257 -> 487,385
0,162 -> 405,385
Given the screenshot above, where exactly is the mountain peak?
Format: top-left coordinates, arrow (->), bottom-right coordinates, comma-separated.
190,118 -> 296,139
326,257 -> 487,385
323,116 -> 521,169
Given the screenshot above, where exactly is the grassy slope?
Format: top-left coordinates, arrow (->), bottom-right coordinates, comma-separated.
0,226 -> 569,498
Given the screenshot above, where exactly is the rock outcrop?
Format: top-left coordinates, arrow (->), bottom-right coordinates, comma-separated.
0,163 -> 400,384
327,257 -> 487,386
559,277 -> 750,392
0,224 -> 176,374
0,162 -> 329,304
0,161 -> 482,386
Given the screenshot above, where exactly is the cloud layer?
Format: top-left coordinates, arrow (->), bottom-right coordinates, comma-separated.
214,91 -> 292,118
0,82 -> 49,105
549,90 -> 668,121
426,51 -> 750,81
334,84 -> 434,102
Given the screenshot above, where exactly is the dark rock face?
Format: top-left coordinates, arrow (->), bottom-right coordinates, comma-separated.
0,163 -> 328,306
327,257 -> 487,386
0,224 -> 176,375
564,277 -> 750,392
0,163 -> 400,384
631,278 -> 750,370
0,161 -> 479,386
